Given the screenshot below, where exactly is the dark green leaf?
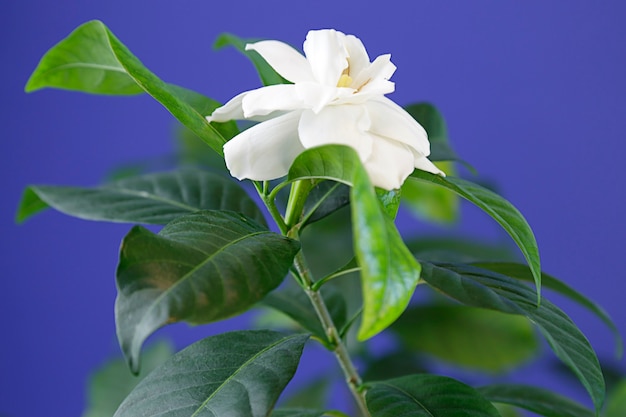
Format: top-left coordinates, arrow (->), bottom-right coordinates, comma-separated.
392,305 -> 538,372
366,374 -> 501,416
410,170 -> 541,300
26,20 -> 226,154
261,286 -> 346,344
421,262 -> 605,412
115,211 -> 300,372
17,169 -> 266,226
113,330 -> 308,417
404,103 -> 458,163
271,410 -> 328,417
474,262 -> 623,357
302,181 -> 350,226
83,341 -> 173,417
362,351 -> 427,382
288,145 -> 421,341
214,33 -> 289,86
407,236 -> 518,263
279,377 -> 330,409
478,384 -> 594,417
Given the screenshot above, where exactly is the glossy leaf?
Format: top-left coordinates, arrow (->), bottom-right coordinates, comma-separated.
474,261 -> 623,356
113,330 -> 308,417
366,374 -> 501,416
302,181 -> 350,226
17,169 -> 266,227
410,170 -> 541,300
478,384 -> 594,417
261,286 -> 347,344
83,341 -> 173,417
214,33 -> 289,86
115,210 -> 300,372
288,145 -> 421,341
392,305 -> 538,372
421,262 -> 605,412
26,20 -> 226,154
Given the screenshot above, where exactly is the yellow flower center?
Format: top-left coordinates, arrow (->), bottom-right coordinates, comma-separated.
337,73 -> 353,88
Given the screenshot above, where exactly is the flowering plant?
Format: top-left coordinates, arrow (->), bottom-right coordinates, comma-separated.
17,21 -> 622,416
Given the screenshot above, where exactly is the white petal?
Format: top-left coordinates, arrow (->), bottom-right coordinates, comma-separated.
246,40 -> 314,83
364,96 -> 431,156
298,105 -> 373,161
352,54 -> 396,94
206,91 -> 248,122
303,29 -> 348,86
363,136 -> 415,190
343,34 -> 370,77
241,84 -> 302,118
223,111 -> 304,181
295,82 -> 351,113
414,155 -> 446,176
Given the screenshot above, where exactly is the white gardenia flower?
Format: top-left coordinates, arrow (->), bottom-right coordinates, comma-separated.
207,29 -> 445,190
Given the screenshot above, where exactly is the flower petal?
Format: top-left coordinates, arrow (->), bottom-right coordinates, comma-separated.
353,54 -> 396,96
343,34 -> 370,78
206,91 -> 248,122
298,105 -> 373,160
303,29 -> 348,87
414,155 -> 446,176
241,84 -> 302,118
364,96 -> 431,156
223,111 -> 304,181
295,82 -> 352,113
246,40 -> 314,83
363,136 -> 415,190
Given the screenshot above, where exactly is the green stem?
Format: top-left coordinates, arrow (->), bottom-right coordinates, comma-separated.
290,245 -> 370,417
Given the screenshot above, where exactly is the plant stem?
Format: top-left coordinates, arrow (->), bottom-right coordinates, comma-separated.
291,247 -> 370,417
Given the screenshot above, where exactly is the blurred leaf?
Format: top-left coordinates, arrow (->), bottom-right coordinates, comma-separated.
493,403 -> 522,417
401,161 -> 459,224
214,33 -> 289,86
17,169 -> 266,227
26,20 -> 226,154
606,380 -> 626,417
410,171 -> 541,300
116,210 -> 300,372
261,286 -> 347,345
421,262 -> 605,412
280,377 -> 331,409
366,374 -> 500,416
272,410 -> 348,417
362,351 -> 427,382
404,103 -> 457,163
478,384 -> 594,417
392,305 -> 538,372
83,341 -> 173,417
113,330 -> 308,417
407,236 -> 518,263
475,262 -> 623,357
288,145 -> 421,341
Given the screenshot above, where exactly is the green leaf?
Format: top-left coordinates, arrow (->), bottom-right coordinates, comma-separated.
410,170 -> 541,300
404,103 -> 458,163
362,351 -> 427,382
26,20 -> 226,154
474,262 -> 623,357
401,161 -> 459,224
392,304 -> 538,372
214,33 -> 289,86
113,330 -> 308,417
115,210 -> 300,372
478,384 -> 594,417
421,262 -> 605,412
271,410 -> 328,417
83,341 -> 173,417
606,380 -> 626,417
17,169 -> 266,227
261,286 -> 347,345
366,374 -> 501,416
288,145 -> 421,341
302,181 -> 350,226
407,236 -> 518,263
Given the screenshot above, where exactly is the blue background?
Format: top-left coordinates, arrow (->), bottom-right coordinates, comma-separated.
2,1 -> 625,416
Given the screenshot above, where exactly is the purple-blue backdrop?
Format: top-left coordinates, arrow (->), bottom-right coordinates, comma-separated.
2,1 -> 625,416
